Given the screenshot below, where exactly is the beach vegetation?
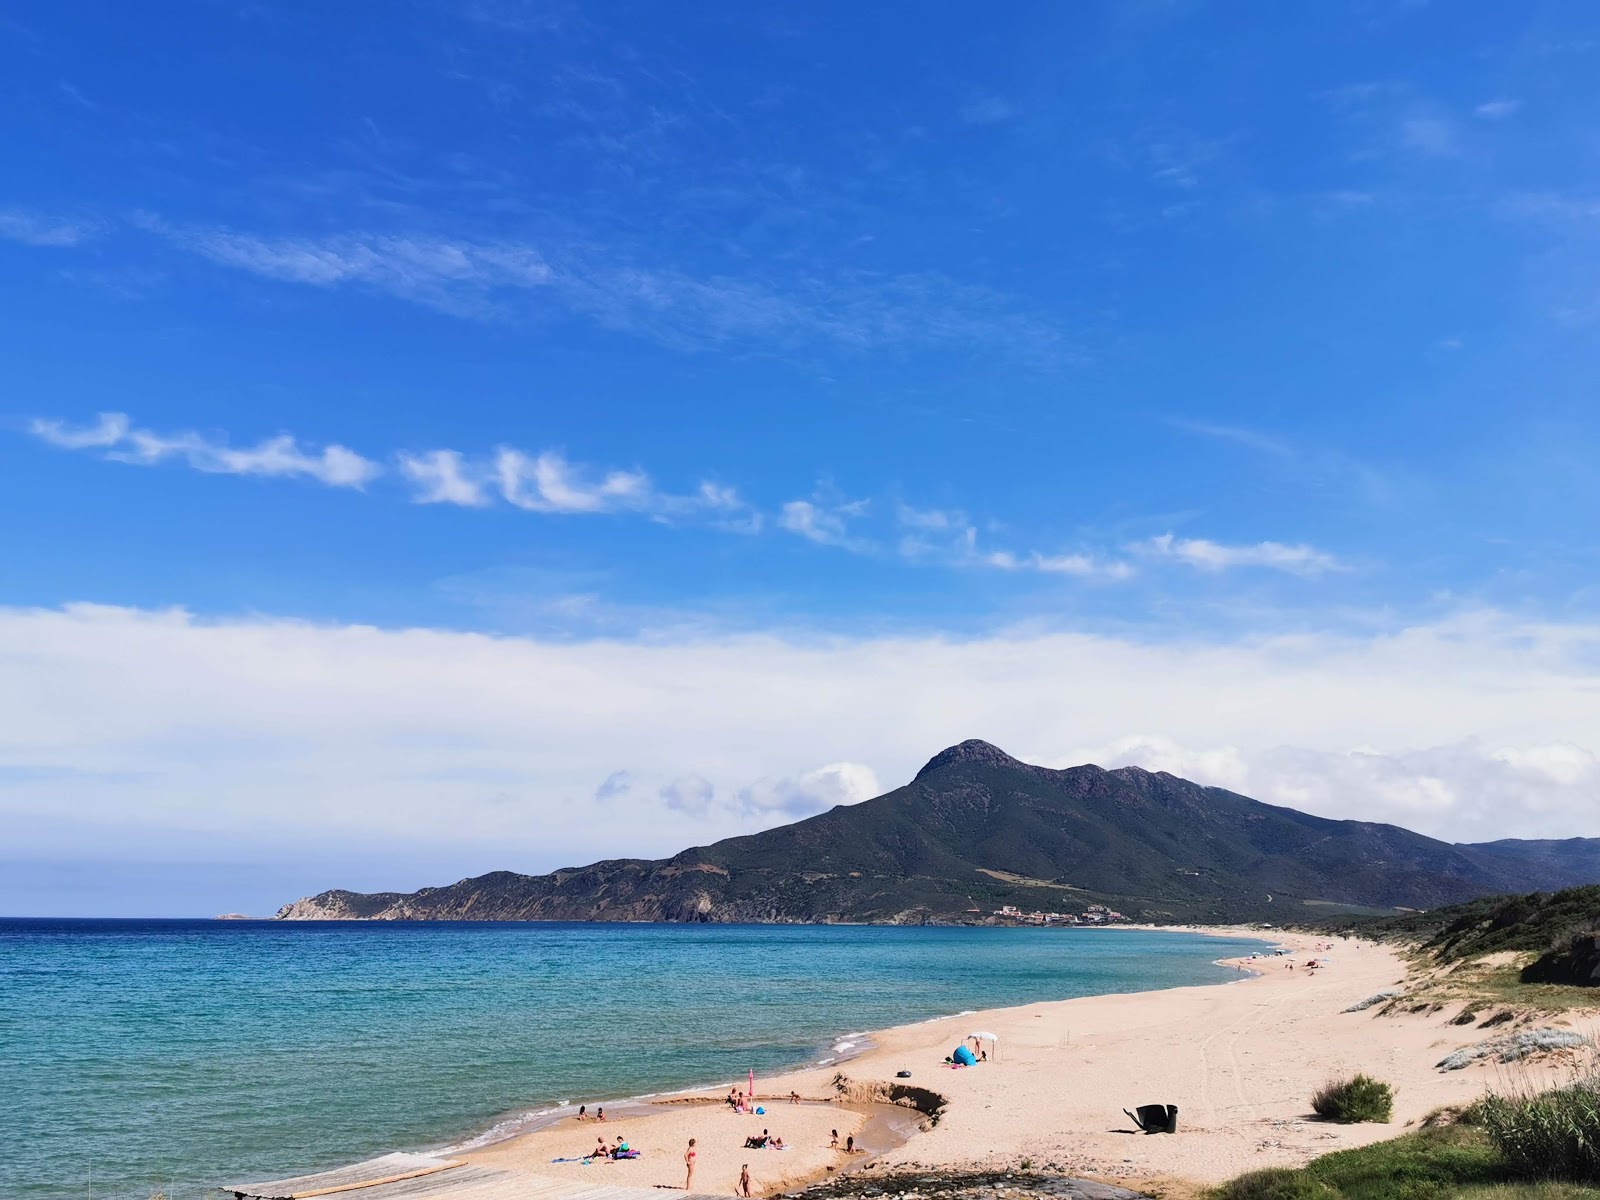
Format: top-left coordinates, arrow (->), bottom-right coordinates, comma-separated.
1477,1073 -> 1600,1182
1213,1081 -> 1600,1200
1209,1124 -> 1507,1199
1436,1029 -> 1588,1071
1342,990 -> 1402,1013
1310,1074 -> 1394,1123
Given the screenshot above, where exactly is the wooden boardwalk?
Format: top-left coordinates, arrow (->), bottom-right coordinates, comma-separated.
225,1152 -> 730,1200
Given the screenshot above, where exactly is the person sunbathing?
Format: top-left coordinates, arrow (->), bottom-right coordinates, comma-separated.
743,1130 -> 769,1149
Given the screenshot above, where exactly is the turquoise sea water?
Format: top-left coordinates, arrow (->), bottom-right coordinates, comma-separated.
1,920 -> 1268,1200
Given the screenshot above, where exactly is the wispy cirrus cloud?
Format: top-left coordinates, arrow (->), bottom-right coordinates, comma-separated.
135,219 -> 1068,362
1475,99 -> 1522,120
896,504 -> 1134,579
401,444 -> 760,528
28,414 -> 1330,584
1137,532 -> 1341,576
30,412 -> 381,488
398,449 -> 491,507
779,492 -> 873,551
1171,418 -> 1393,505
0,209 -> 96,248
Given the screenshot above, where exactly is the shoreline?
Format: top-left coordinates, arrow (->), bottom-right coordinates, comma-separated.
452,925 -> 1588,1197
437,928 -> 1268,1161
439,927 -> 1283,1196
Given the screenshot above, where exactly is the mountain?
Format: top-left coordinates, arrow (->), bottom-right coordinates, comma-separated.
275,740 -> 1600,924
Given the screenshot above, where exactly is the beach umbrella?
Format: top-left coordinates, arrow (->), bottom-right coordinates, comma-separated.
748,1068 -> 755,1098
968,1031 -> 1000,1061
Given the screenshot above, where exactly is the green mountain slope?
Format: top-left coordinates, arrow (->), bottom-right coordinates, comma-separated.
276,740 -> 1600,924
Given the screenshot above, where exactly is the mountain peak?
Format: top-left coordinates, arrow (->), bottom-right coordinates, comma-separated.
914,738 -> 1024,780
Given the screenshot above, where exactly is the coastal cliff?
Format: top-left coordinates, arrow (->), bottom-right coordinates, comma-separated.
277,740 -> 1600,924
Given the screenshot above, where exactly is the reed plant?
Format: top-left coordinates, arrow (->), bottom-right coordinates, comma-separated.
1477,1071 -> 1600,1181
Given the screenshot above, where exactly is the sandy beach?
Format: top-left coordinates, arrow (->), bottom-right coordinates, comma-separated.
459,927 -> 1596,1197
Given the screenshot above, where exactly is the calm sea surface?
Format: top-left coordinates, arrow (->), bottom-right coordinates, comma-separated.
1,920 -> 1269,1200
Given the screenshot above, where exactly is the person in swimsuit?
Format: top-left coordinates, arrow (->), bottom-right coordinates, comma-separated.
845,1135 -> 855,1154
685,1138 -> 697,1191
829,1129 -> 839,1149
596,1106 -> 606,1121
578,1105 -> 588,1121
593,1138 -> 608,1159
739,1163 -> 751,1197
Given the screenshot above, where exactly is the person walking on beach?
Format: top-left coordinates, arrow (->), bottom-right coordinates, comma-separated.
739,1163 -> 751,1197
685,1138 -> 697,1191
829,1129 -> 838,1149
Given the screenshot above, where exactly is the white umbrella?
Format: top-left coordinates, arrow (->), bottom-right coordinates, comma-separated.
967,1031 -> 1000,1061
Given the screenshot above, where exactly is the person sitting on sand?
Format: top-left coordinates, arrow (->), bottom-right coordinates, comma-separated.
615,1138 -> 631,1158
596,1106 -> 606,1121
578,1105 -> 588,1121
593,1138 -> 609,1159
770,1134 -> 786,1150
845,1135 -> 856,1154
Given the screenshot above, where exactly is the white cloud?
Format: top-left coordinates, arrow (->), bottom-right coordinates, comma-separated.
494,448 -> 652,513
176,228 -> 553,312
1139,532 -> 1341,576
659,774 -> 715,815
896,506 -> 1133,579
1475,99 -> 1522,120
401,444 -> 759,528
30,412 -> 381,488
7,605 -> 1600,887
780,495 -> 872,550
737,762 -> 881,818
984,549 -> 1135,580
0,210 -> 94,247
30,412 -> 130,449
398,449 -> 490,506
151,222 -> 1065,362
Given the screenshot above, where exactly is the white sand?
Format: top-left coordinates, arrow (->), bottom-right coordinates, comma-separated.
466,928 -> 1596,1195
465,1098 -> 872,1195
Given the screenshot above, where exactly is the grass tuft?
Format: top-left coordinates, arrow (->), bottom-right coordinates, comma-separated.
1311,1074 -> 1395,1123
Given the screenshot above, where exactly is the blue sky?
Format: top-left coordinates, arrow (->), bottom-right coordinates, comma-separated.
7,2 -> 1600,915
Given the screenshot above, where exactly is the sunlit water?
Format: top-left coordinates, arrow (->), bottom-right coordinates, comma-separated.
0,919 -> 1269,1199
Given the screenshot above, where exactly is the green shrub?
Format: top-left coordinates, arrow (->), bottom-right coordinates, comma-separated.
1478,1077 -> 1600,1181
1312,1074 -> 1395,1123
